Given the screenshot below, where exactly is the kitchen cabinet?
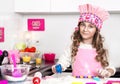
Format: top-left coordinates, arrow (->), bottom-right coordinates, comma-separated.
51,0 -> 77,13
51,0 -> 120,13
14,0 -> 51,13
14,0 -> 120,13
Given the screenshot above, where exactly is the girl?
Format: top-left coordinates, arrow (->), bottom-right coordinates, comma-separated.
52,4 -> 116,78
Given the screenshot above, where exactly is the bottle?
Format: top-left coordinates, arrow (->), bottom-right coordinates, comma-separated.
1,50 -> 9,65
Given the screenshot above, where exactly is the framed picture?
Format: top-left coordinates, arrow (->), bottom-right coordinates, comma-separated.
0,27 -> 4,42
28,19 -> 45,31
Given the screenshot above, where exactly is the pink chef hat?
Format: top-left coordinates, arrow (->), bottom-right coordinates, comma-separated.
78,4 -> 109,30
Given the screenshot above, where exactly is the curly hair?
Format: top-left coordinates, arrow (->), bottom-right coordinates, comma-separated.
71,22 -> 109,68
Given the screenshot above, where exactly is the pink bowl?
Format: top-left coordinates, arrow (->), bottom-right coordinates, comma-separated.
44,53 -> 55,61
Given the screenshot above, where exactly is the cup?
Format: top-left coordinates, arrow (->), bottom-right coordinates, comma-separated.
22,54 -> 31,64
43,53 -> 55,62
36,58 -> 42,68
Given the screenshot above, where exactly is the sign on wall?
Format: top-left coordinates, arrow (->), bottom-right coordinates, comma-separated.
28,19 -> 45,31
0,27 -> 4,42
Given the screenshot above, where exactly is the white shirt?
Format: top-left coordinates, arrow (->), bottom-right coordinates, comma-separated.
57,42 -> 116,75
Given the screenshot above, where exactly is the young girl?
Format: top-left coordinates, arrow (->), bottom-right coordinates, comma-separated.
52,4 -> 116,78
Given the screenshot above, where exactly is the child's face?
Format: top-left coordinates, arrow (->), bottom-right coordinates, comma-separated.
79,22 -> 96,42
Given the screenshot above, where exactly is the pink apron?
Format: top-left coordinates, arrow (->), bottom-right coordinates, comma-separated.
72,48 -> 102,77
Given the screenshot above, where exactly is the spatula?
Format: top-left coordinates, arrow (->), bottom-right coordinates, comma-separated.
12,54 -> 22,77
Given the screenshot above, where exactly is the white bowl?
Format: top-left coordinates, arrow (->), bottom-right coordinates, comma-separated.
1,64 -> 30,81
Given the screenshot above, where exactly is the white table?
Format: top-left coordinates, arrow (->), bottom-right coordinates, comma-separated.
8,72 -> 120,84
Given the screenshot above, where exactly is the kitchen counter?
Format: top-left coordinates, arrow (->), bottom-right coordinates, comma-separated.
28,59 -> 56,77
1,59 -> 120,84
8,73 -> 120,84
111,67 -> 120,78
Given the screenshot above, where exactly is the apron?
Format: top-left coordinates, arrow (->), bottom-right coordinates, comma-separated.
72,48 -> 102,77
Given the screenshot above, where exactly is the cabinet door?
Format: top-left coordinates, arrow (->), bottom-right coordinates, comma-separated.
51,0 -> 76,13
15,0 -> 51,13
51,0 -> 120,13
15,0 -> 120,13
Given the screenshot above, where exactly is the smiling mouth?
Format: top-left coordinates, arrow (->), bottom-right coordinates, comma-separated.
82,32 -> 89,35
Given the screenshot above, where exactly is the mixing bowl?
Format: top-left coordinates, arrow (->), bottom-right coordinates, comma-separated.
43,53 -> 55,62
1,64 -> 30,81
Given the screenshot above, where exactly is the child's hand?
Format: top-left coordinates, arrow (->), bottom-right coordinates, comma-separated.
98,69 -> 111,78
51,65 -> 57,73
52,64 -> 63,73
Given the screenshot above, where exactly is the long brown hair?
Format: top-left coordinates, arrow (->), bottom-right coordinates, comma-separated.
71,22 -> 109,68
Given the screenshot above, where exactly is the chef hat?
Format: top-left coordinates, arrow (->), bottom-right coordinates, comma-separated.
78,4 -> 109,30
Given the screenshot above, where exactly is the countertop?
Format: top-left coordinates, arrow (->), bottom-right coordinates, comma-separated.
7,73 -> 120,84
1,59 -> 120,84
